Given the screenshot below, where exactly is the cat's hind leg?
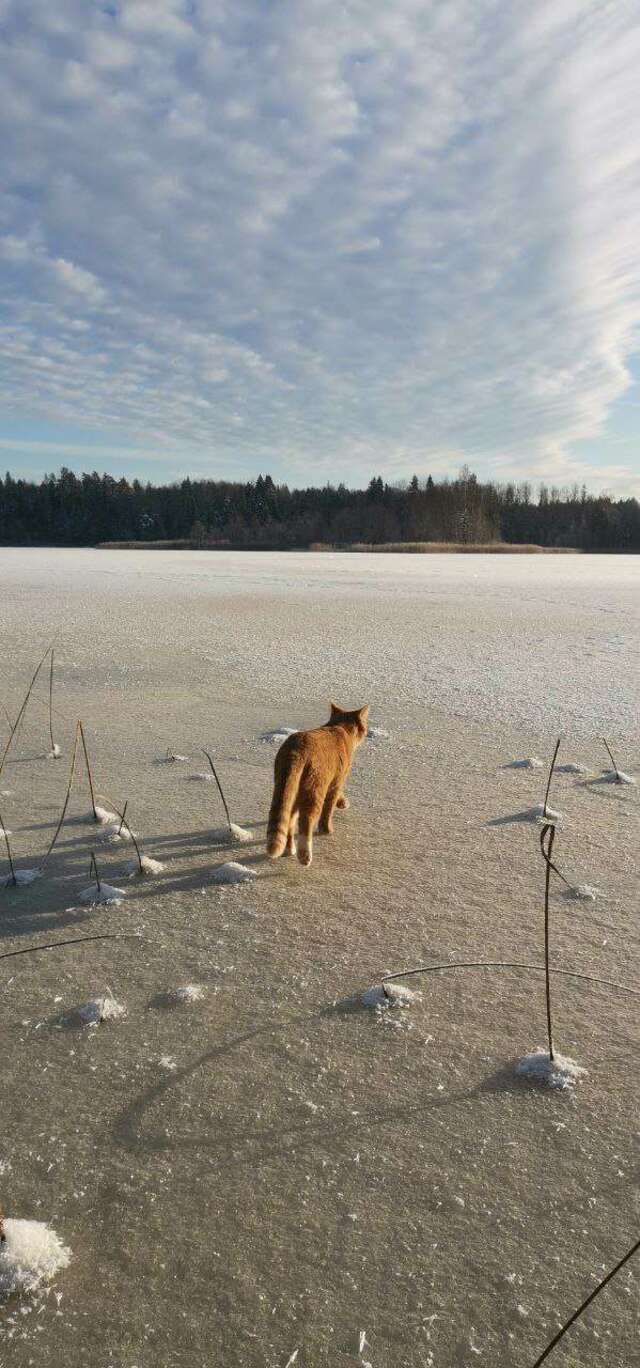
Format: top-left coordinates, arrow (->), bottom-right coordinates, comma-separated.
297,800 -> 321,866
318,782 -> 340,834
285,811 -> 298,857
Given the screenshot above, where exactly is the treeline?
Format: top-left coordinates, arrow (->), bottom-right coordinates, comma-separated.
0,466 -> 639,550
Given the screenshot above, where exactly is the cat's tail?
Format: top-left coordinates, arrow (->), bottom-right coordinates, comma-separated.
267,756 -> 303,859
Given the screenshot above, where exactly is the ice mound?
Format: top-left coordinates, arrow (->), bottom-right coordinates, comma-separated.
211,823 -> 253,845
515,1048 -> 587,1090
126,855 -> 164,877
563,884 -> 598,901
528,802 -> 562,823
79,882 -> 125,905
362,983 -> 421,1009
0,1218 -> 71,1298
259,726 -> 298,744
211,861 -> 257,885
600,769 -> 635,786
367,726 -> 390,740
76,993 -> 126,1025
169,984 -> 205,1004
3,867 -> 42,887
504,757 -> 543,769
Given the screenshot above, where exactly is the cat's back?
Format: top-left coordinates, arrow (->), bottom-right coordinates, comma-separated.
275,724 -> 346,770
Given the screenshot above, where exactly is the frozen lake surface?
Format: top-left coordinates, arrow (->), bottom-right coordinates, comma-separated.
1,550 -> 638,1366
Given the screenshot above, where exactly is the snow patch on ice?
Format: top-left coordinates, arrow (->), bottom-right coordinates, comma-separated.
362,982 -> 421,1010
3,867 -> 42,887
187,771 -> 215,782
77,993 -> 126,1025
169,983 -> 205,1004
599,769 -> 635,786
259,726 -> 297,744
101,821 -> 135,843
211,823 -> 253,845
564,884 -> 599,901
79,882 -> 125,905
515,1048 -> 587,1090
556,762 -> 588,775
86,805 -> 117,825
0,1218 -> 71,1299
528,802 -> 562,823
47,744 -> 62,759
159,1055 -> 178,1071
211,861 -> 257,885
126,855 -> 164,877
163,750 -> 189,762
504,757 -> 543,769
367,726 -> 390,740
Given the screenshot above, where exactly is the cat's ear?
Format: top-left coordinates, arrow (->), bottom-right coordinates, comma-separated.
329,700 -> 344,718
356,704 -> 369,731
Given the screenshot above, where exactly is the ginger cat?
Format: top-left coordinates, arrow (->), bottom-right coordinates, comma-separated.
267,702 -> 369,867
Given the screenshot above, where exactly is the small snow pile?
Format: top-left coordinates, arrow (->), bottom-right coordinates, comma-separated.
47,744 -> 62,759
101,821 -> 135,843
89,805 -> 117,825
505,757 -> 543,769
169,984 -> 205,1004
557,762 -> 588,775
211,823 -> 253,846
211,861 -> 257,885
126,855 -> 164,878
159,1055 -> 177,1070
3,868 -> 42,887
77,992 -> 126,1025
0,828 -> 11,837
259,726 -> 298,744
515,1048 -> 587,1091
362,983 -> 421,1009
564,884 -> 598,901
0,1218 -> 71,1299
600,769 -> 636,786
187,771 -> 215,782
79,882 -> 125,905
163,750 -> 189,763
367,726 -> 390,740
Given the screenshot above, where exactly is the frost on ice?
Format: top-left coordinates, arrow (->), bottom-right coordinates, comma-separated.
79,882 -> 125,905
211,861 -> 257,885
0,1218 -> 71,1298
515,1049 -> 587,1090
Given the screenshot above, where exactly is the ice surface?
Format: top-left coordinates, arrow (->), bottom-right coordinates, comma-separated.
0,1219 -> 71,1298
211,861 -> 257,884
515,1049 -> 587,1090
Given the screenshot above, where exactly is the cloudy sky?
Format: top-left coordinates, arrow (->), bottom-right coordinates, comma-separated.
1,0 -> 639,492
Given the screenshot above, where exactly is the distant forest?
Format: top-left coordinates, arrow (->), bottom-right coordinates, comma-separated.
1,466 -> 639,550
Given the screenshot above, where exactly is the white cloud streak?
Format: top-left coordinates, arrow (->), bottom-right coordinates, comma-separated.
1,1 -> 639,490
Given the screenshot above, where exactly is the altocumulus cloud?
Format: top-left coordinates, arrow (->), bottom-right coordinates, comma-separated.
1,0 -> 639,489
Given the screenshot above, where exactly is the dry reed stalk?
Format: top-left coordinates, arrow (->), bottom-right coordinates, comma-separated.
39,721 -> 81,870
0,809 -> 16,886
106,798 -> 144,874
602,736 -> 622,782
0,644 -> 53,778
117,800 -> 128,837
542,736 -> 561,817
201,749 -> 232,832
539,822 -> 556,1060
0,931 -> 146,962
380,961 -> 640,1000
531,1233 -> 640,1366
48,649 -> 61,756
78,721 -> 99,820
89,851 -> 102,894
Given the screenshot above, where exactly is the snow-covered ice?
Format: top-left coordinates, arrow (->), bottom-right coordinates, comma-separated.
515,1049 -> 587,1090
0,1218 -> 71,1298
211,861 -> 257,884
